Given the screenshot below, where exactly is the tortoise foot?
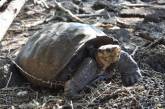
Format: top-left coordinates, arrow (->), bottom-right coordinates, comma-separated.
64,80 -> 78,99
121,70 -> 142,86
64,58 -> 98,99
118,50 -> 142,86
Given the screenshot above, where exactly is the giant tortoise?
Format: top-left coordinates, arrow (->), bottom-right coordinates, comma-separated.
14,22 -> 142,97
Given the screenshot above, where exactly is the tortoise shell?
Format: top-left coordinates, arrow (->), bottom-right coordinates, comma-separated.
15,22 -> 118,87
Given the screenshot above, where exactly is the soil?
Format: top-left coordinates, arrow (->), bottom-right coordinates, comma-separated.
0,0 -> 164,108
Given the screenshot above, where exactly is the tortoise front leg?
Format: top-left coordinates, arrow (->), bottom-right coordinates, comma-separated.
118,50 -> 142,86
64,57 -> 98,98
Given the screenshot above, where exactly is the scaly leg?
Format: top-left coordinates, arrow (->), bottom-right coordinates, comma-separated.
117,50 -> 142,86
64,57 -> 98,98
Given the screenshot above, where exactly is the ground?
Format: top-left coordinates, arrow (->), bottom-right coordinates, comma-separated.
0,0 -> 165,108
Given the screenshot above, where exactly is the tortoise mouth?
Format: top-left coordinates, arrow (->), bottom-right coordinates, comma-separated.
95,45 -> 121,70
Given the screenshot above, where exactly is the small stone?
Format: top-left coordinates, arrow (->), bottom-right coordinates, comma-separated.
17,91 -> 28,96
72,0 -> 81,5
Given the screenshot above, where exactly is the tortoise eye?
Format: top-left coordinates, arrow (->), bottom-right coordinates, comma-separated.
98,49 -> 102,52
106,49 -> 111,52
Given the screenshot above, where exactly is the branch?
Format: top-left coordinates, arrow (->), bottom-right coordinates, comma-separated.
136,32 -> 165,48
0,0 -> 26,42
123,3 -> 165,9
54,0 -> 84,23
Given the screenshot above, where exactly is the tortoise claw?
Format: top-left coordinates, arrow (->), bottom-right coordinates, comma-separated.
64,80 -> 79,99
121,70 -> 142,86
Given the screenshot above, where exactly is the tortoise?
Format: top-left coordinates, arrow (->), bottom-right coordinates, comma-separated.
14,22 -> 142,97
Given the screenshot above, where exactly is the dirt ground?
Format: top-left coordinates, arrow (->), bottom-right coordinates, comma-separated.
0,0 -> 165,108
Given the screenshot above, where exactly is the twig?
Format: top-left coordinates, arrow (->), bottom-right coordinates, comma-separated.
131,46 -> 139,57
144,37 -> 165,49
123,3 -> 165,9
76,14 -> 106,18
136,32 -> 155,41
89,82 -> 112,103
0,0 -> 12,12
0,0 -> 7,7
5,71 -> 12,88
99,86 -> 144,103
70,100 -> 74,109
11,106 -> 15,109
54,0 -> 84,23
33,0 -> 49,8
120,6 -> 165,20
163,74 -> 165,101
0,56 -> 7,59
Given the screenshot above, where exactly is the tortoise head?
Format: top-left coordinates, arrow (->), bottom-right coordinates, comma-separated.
96,44 -> 121,71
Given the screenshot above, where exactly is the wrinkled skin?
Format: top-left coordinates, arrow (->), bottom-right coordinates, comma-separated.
64,50 -> 142,98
